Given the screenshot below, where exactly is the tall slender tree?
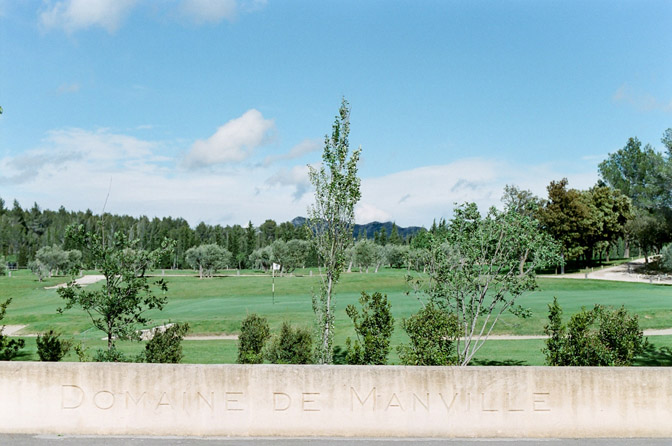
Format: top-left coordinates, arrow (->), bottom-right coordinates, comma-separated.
308,98 -> 361,364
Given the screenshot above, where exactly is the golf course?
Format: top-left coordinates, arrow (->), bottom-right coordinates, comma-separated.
2,266 -> 671,366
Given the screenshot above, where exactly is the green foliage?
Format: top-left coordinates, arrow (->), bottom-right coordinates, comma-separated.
426,203 -> 562,365
93,347 -> 129,363
140,322 -> 189,364
36,329 -> 72,361
0,298 -> 25,360
237,313 -> 270,364
265,322 -> 313,364
353,239 -> 378,272
661,244 -> 672,271
57,224 -> 173,349
397,302 -> 459,366
308,98 -> 362,364
543,298 -> 645,366
345,292 -> 394,365
185,243 -> 232,278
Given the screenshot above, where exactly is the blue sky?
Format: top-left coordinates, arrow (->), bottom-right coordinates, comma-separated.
1,0 -> 670,227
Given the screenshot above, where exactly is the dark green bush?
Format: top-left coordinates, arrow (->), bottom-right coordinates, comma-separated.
543,297 -> 645,366
0,298 -> 25,361
265,322 -> 312,364
345,291 -> 394,365
36,330 -> 72,361
397,302 -> 459,366
140,323 -> 189,364
93,347 -> 128,362
237,313 -> 270,364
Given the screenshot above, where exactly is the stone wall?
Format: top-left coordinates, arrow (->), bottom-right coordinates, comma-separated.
0,363 -> 670,437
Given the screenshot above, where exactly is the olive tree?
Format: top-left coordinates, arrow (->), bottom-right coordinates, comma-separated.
424,203 -> 561,366
185,244 -> 232,278
308,98 -> 361,364
57,224 -> 173,350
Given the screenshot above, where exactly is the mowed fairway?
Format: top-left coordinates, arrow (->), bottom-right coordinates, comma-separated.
1,269 -> 671,365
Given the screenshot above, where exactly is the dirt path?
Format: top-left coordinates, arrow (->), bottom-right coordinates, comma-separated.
44,275 -> 105,289
540,258 -> 672,285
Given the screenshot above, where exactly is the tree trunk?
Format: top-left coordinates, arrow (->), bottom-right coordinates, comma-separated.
624,239 -> 630,258
560,251 -> 565,275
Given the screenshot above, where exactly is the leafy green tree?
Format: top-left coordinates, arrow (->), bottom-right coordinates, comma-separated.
185,243 -> 232,278
599,137 -> 669,210
353,239 -> 377,273
0,298 -> 25,360
581,186 -> 632,262
265,322 -> 313,364
537,178 -> 595,273
384,244 -> 408,269
345,292 -> 394,365
36,330 -> 72,362
397,302 -> 459,366
661,243 -> 672,271
140,322 -> 189,364
543,298 -> 645,366
427,203 -> 561,365
57,224 -> 173,350
308,98 -> 362,364
237,313 -> 270,364
249,246 -> 273,271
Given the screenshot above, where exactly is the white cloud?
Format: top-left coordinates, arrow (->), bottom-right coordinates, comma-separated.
355,202 -> 391,223
40,0 -> 137,33
265,164 -> 311,200
1,126 -> 599,229
355,158 -> 598,227
263,138 -> 321,166
182,109 -> 275,169
56,82 -> 80,94
613,84 -> 672,113
179,0 -> 237,24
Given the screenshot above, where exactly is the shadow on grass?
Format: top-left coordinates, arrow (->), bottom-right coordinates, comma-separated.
471,358 -> 527,366
634,343 -> 672,366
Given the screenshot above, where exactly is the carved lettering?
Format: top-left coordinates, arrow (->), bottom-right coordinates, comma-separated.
61,385 -> 84,410
350,387 -> 376,411
93,391 -> 115,410
481,392 -> 499,412
125,391 -> 146,409
197,392 -> 214,411
438,392 -> 458,412
225,392 -> 244,411
156,392 -> 172,410
506,392 -> 524,412
301,393 -> 320,412
273,392 -> 291,411
386,393 -> 404,411
412,392 -> 429,412
533,392 -> 551,412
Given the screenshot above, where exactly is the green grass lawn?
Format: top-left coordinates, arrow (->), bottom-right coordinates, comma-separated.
2,268 -> 671,365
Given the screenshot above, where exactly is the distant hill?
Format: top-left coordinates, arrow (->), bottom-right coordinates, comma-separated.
291,217 -> 424,240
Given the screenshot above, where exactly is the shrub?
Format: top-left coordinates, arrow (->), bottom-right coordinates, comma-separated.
140,322 -> 189,364
543,297 -> 645,366
265,322 -> 313,364
93,347 -> 128,362
237,313 -> 270,364
345,291 -> 394,365
0,298 -> 25,360
396,302 -> 460,366
660,243 -> 672,271
36,330 -> 72,361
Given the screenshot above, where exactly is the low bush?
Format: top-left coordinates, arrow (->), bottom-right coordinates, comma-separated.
237,313 -> 270,364
345,291 -> 394,365
36,330 -> 72,361
140,322 -> 189,364
0,298 -> 25,360
543,297 -> 645,366
396,302 -> 459,366
265,322 -> 312,364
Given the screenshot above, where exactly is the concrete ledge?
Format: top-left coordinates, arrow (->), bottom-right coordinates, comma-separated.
0,363 -> 670,437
